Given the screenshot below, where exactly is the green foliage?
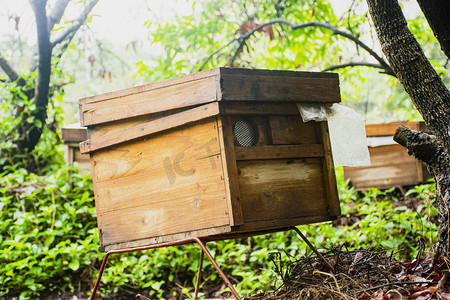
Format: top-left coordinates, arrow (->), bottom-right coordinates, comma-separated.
0,67 -> 69,174
0,165 -> 99,299
0,162 -> 438,298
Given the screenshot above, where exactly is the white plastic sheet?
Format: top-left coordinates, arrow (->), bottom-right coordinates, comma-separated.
297,103 -> 371,167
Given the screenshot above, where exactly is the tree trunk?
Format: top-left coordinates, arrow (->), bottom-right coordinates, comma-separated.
366,0 -> 450,257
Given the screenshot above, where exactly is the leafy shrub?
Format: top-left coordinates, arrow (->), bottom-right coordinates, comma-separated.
0,165 -> 100,298
0,163 -> 439,299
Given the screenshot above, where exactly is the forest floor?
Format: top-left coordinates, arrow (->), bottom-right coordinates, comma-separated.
40,194 -> 450,300
41,247 -> 450,300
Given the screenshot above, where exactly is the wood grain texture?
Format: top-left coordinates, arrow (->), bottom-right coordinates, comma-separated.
237,159 -> 330,223
343,144 -> 426,190
91,120 -> 230,246
217,116 -> 244,226
319,122 -> 341,217
365,121 -> 424,137
219,74 -> 341,103
80,76 -> 218,126
80,102 -> 220,153
79,67 -> 341,127
61,123 -> 87,142
269,116 -> 321,145
234,144 -> 324,160
219,102 -> 299,116
103,225 -> 232,252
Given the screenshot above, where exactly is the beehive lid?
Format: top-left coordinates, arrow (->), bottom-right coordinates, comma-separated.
79,67 -> 341,127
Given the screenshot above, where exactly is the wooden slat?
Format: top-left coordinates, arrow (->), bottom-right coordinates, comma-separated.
61,123 -> 88,143
80,68 -> 340,127
103,225 -> 232,251
219,74 -> 341,103
91,120 -> 230,246
219,102 -> 300,115
88,107 -> 188,140
237,159 -> 329,223
234,144 -> 324,160
365,121 -> 422,137
80,75 -> 219,126
269,116 -> 321,145
79,68 -> 220,106
319,122 -> 341,217
80,102 -> 220,153
343,144 -> 422,189
217,116 -> 244,226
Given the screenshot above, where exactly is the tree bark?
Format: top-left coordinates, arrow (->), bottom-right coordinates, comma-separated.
23,0 -> 52,152
416,0 -> 450,59
366,0 -> 450,257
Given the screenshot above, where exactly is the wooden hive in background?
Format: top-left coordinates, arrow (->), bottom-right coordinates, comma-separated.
61,123 -> 90,174
79,67 -> 342,251
343,121 -> 432,190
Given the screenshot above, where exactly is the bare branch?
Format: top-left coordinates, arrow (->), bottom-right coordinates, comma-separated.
221,18 -> 394,75
50,0 -> 99,48
197,38 -> 237,71
322,61 -> 396,76
0,55 -> 19,81
47,0 -> 70,33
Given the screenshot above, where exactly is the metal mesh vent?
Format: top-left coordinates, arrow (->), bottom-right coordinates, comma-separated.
234,118 -> 258,147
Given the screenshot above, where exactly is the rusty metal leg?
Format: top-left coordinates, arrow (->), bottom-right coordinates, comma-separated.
290,226 -> 335,273
194,249 -> 205,300
193,238 -> 242,300
89,237 -> 241,300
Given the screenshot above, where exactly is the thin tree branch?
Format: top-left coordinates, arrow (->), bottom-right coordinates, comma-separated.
0,55 -> 19,81
197,38 -> 238,71
322,61 -> 395,76
225,19 -> 394,76
47,0 -> 70,33
50,0 -> 98,48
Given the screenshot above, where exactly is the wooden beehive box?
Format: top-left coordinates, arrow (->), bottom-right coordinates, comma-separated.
61,123 -> 91,173
79,67 -> 341,251
343,121 -> 432,190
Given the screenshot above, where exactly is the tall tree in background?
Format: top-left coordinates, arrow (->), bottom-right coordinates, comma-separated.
0,0 -> 98,172
365,0 -> 450,258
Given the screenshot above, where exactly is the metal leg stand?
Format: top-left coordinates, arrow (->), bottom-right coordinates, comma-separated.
194,250 -> 205,300
291,226 -> 335,273
89,237 -> 241,300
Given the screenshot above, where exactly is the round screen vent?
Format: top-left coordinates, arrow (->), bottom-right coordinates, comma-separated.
234,118 -> 259,147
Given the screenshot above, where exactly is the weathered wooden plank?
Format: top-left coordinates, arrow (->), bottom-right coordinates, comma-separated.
234,214 -> 337,233
80,68 -> 220,106
103,225 -> 232,251
365,121 -> 422,137
319,122 -> 341,217
80,76 -> 219,126
237,159 -> 329,223
234,144 -> 324,160
217,116 -> 244,226
219,102 -> 299,115
269,116 -> 321,145
219,74 -> 341,103
90,120 -> 230,246
80,102 -> 220,154
61,123 -> 88,142
343,144 -> 423,189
